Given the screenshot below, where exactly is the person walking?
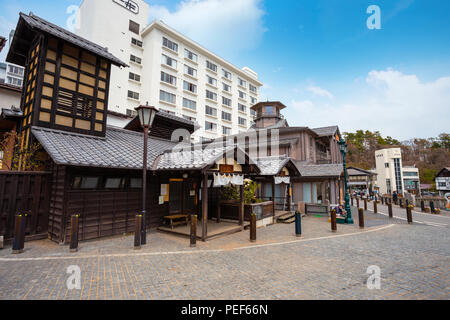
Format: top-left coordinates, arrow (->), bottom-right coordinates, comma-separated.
393,191 -> 398,205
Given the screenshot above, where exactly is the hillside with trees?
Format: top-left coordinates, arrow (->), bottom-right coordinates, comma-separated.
343,131 -> 450,185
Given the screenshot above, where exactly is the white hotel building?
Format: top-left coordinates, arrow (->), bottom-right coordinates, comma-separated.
76,0 -> 262,141
374,147 -> 421,196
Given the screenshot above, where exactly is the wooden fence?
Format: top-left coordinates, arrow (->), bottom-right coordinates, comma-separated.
0,171 -> 52,240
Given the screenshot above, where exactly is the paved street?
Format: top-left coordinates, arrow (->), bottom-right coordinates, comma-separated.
354,201 -> 450,228
0,212 -> 448,300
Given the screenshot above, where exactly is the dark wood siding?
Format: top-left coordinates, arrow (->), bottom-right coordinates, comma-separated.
0,171 -> 51,239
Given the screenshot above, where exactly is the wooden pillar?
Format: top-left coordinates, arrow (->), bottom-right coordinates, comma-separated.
202,173 -> 208,242
217,187 -> 222,223
272,181 -> 276,215
239,184 -> 245,228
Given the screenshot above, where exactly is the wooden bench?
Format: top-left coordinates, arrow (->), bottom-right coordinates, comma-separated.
163,215 -> 190,230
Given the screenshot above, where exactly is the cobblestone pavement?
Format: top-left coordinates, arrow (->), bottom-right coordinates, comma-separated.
0,214 -> 448,300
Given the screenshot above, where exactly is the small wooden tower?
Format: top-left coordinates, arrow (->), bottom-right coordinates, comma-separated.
6,12 -> 126,167
251,101 -> 287,129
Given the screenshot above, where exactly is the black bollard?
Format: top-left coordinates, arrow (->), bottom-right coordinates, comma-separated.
356,197 -> 360,208
12,214 -> 26,254
69,214 -> 80,253
399,198 -> 403,208
407,205 -> 413,224
388,201 -> 393,218
331,209 -> 337,233
381,197 -> 384,205
250,213 -> 257,242
364,198 -> 368,211
430,201 -> 435,214
358,208 -> 365,229
421,200 -> 425,212
134,215 -> 142,250
190,215 -> 197,248
351,197 -> 354,206
374,200 -> 378,214
295,211 -> 302,237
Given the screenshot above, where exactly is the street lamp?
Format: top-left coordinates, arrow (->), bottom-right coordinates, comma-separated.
338,139 -> 354,224
135,103 -> 158,245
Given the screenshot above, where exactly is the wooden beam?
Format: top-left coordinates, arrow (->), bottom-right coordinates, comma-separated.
202,173 -> 208,241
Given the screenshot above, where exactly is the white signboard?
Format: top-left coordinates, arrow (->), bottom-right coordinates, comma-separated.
113,0 -> 139,14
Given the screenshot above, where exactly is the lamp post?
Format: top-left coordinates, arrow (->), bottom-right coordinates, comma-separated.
338,139 -> 354,224
135,103 -> 158,245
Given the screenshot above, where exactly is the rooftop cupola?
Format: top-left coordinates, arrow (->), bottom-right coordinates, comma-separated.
251,101 -> 287,129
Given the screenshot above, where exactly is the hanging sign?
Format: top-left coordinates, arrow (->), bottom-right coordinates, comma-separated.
220,164 -> 234,174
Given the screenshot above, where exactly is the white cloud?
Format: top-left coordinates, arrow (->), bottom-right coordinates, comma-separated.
148,0 -> 266,58
306,85 -> 334,99
287,69 -> 450,140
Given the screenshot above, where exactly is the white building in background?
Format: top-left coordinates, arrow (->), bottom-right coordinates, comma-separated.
76,0 -> 262,141
374,148 -> 421,195
0,31 -> 25,88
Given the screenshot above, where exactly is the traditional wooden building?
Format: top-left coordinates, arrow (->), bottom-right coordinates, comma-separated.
1,13 -> 352,246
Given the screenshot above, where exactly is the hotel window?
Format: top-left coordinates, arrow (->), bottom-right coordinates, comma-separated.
72,176 -> 100,190
250,96 -> 257,104
131,38 -> 143,48
129,20 -> 140,34
184,49 -> 198,63
238,117 -> 247,126
206,60 -> 217,72
8,65 -> 23,76
183,98 -> 196,110
126,109 -> 138,117
183,80 -> 197,93
130,54 -> 142,65
238,78 -> 247,88
130,178 -> 143,189
207,75 -> 217,87
205,121 -> 217,132
127,90 -> 139,100
223,126 -> 231,135
161,54 -> 177,69
223,83 -> 231,92
222,97 -> 232,107
184,65 -> 197,78
250,109 -> 256,116
160,90 -> 176,104
249,84 -> 257,93
205,106 -> 217,117
129,72 -> 141,82
206,90 -> 217,101
222,69 -> 232,80
104,177 -> 125,190
161,71 -> 177,86
238,103 -> 246,113
239,91 -> 246,99
222,111 -> 232,121
163,37 -> 178,52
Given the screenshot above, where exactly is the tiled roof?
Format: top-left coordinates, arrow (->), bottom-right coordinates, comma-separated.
257,157 -> 292,176
10,12 -> 126,67
155,144 -> 259,172
295,162 -> 343,177
312,126 -> 339,137
32,126 -> 176,170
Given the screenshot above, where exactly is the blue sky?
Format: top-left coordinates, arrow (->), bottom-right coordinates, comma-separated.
1,0 -> 449,140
